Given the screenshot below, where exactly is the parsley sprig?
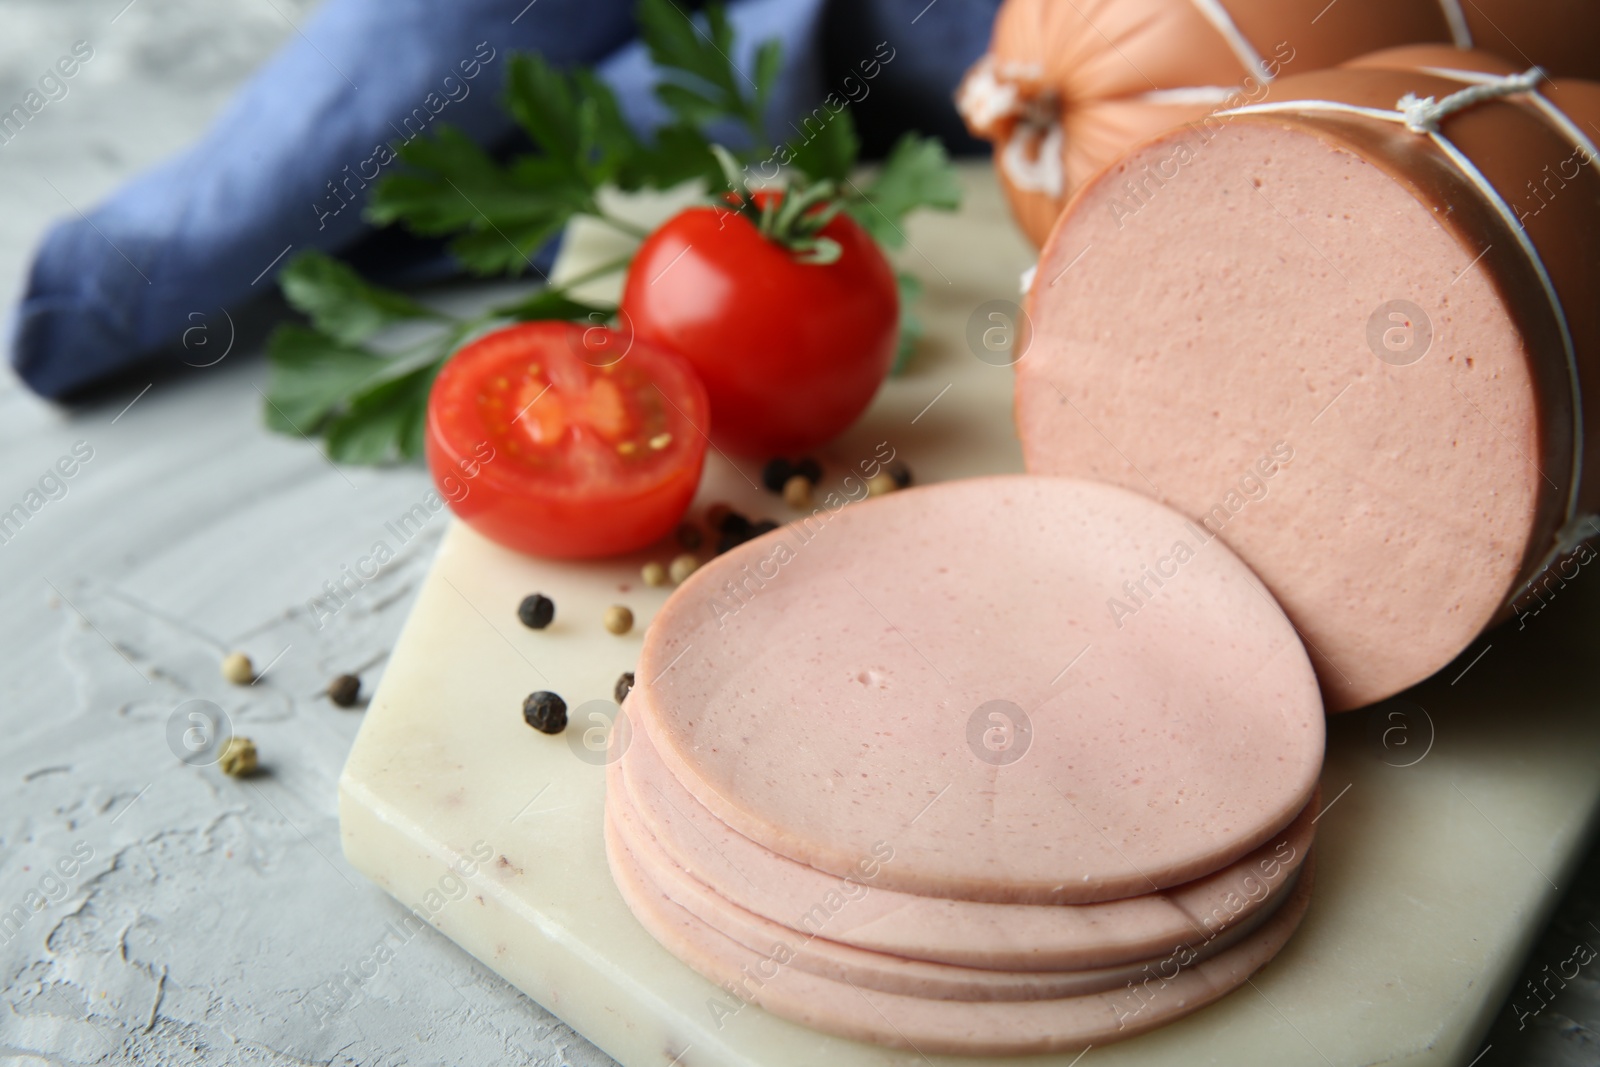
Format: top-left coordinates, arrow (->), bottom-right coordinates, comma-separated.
263,0 -> 960,464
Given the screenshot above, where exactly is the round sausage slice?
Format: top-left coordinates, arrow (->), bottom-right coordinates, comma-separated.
606,811 -> 1317,1055
630,475 -> 1325,904
1015,56 -> 1600,710
619,708 -> 1315,971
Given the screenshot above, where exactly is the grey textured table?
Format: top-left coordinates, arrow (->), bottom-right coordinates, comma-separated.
0,3 -> 1596,1065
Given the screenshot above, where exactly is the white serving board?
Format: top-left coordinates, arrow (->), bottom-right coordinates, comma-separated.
338,165 -> 1600,1066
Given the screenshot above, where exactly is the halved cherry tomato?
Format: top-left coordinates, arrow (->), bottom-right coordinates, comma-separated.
426,320 -> 709,559
620,192 -> 898,456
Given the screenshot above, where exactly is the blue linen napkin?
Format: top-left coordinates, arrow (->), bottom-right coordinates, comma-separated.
9,0 -> 996,399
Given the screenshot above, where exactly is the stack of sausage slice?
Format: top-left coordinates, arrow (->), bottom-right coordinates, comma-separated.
606,476 -> 1326,1054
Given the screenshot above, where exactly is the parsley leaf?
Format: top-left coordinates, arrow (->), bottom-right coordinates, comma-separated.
323,361 -> 440,463
892,270 -> 925,375
369,123 -> 590,276
787,105 -> 860,184
618,121 -> 722,191
844,133 -> 962,248
491,287 -> 615,324
263,325 -> 392,434
278,251 -> 443,344
637,0 -> 769,144
263,250 -> 628,464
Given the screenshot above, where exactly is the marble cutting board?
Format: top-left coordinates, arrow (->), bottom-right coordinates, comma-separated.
338,165 -> 1600,1066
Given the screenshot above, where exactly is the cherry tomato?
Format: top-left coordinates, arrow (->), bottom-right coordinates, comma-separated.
620,194 -> 898,456
426,320 -> 709,559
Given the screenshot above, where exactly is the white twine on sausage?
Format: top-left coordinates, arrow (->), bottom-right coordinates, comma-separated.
1218,66 -> 1600,574
1436,0 -> 1474,48
1186,0 -> 1269,83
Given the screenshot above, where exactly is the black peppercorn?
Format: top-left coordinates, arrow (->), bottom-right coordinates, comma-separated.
761,458 -> 794,493
717,511 -> 752,536
795,457 -> 823,483
750,519 -> 779,536
523,691 -> 567,734
676,522 -> 704,551
327,674 -> 361,708
517,593 -> 555,629
716,528 -> 752,555
887,460 -> 912,489
615,671 -> 635,704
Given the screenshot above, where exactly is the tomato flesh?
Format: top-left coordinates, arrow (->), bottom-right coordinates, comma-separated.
620,195 -> 898,457
426,320 -> 709,559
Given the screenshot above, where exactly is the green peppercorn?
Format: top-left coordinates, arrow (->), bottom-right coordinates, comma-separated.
669,553 -> 699,584
219,736 -> 258,777
523,691 -> 567,734
518,594 -> 555,630
220,651 -> 253,685
783,474 -> 813,510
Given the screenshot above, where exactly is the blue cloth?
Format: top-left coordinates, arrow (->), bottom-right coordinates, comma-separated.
9,0 -> 996,399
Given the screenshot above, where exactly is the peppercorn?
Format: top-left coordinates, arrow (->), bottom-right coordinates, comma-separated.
642,561 -> 668,587
795,457 -> 823,483
886,460 -> 913,489
615,671 -> 635,704
716,529 -> 752,555
717,510 -> 752,536
523,691 -> 567,734
750,520 -> 779,536
221,651 -> 253,685
517,593 -> 555,630
604,605 -> 634,635
327,674 -> 361,708
867,473 -> 897,497
676,522 -> 704,551
706,502 -> 734,529
218,736 -> 258,777
669,553 -> 699,584
761,458 -> 795,493
783,474 -> 813,510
